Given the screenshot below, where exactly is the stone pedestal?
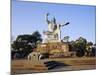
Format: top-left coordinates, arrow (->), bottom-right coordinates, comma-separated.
36,42 -> 69,57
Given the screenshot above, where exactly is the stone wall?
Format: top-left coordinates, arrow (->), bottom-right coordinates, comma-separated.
36,42 -> 69,55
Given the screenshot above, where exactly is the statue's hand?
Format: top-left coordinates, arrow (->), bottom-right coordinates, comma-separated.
64,22 -> 69,26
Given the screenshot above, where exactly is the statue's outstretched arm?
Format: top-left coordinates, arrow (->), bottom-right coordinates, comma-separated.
61,22 -> 69,27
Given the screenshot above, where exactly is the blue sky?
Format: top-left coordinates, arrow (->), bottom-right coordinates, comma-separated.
12,0 -> 96,43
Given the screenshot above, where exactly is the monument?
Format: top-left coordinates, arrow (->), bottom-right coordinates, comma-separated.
43,13 -> 69,43
37,13 -> 71,57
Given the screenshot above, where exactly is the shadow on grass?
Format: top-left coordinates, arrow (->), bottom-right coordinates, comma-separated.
44,61 -> 70,70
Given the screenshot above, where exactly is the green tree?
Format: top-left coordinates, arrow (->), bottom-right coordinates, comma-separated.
63,36 -> 70,42
75,37 -> 87,57
91,44 -> 96,56
86,42 -> 93,56
69,41 -> 76,51
87,42 -> 93,46
11,31 -> 42,59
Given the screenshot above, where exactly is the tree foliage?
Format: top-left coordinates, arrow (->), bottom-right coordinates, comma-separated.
11,31 -> 42,59
63,36 -> 70,42
74,37 -> 87,57
69,37 -> 96,57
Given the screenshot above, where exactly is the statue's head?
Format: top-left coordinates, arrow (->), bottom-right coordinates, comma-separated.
51,17 -> 56,24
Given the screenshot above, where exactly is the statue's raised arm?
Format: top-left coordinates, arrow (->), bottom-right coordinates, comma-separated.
45,13 -> 50,24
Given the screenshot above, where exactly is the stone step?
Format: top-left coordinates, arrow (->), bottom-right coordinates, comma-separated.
44,61 -> 67,70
